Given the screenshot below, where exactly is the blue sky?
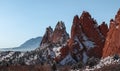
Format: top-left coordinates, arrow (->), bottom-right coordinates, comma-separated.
0,0 -> 120,48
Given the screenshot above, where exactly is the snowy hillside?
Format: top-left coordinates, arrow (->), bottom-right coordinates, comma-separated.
0,37 -> 42,51
17,37 -> 42,51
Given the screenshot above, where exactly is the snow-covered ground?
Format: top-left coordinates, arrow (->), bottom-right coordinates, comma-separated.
0,51 -> 14,61
70,56 -> 120,71
83,56 -> 120,71
94,56 -> 120,69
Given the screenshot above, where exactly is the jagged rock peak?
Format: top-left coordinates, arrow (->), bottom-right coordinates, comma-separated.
80,11 -> 91,19
40,26 -> 53,45
116,8 -> 120,17
98,22 -> 109,37
52,21 -> 69,44
45,26 -> 53,39
73,15 -> 80,24
71,16 -> 82,38
46,26 -> 53,33
109,19 -> 115,29
115,9 -> 120,24
69,11 -> 108,60
55,21 -> 66,30
79,11 -> 97,27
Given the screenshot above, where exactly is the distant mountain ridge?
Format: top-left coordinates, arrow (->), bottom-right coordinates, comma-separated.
17,37 -> 42,51
0,37 -> 42,51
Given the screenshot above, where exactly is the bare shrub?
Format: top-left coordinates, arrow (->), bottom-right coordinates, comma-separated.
58,66 -> 71,71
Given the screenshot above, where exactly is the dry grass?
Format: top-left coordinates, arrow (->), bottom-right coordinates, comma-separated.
0,64 -> 74,71
0,64 -> 72,71
58,66 -> 71,71
0,64 -> 51,71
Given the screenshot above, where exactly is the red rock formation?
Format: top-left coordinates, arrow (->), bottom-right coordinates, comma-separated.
79,11 -> 104,47
59,11 -> 109,63
103,9 -> 120,57
52,21 -> 69,44
60,45 -> 69,58
40,21 -> 69,46
40,26 -> 53,45
73,11 -> 107,58
40,10 -> 110,64
71,15 -> 82,38
98,22 -> 109,37
69,15 -> 83,52
39,21 -> 69,62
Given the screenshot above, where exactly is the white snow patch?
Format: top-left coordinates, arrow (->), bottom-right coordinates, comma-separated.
34,55 -> 38,60
83,56 -> 120,70
82,34 -> 95,49
83,52 -> 88,63
60,54 -> 76,65
82,34 -> 87,40
0,52 -> 15,61
53,47 -> 62,57
74,36 -> 83,49
83,41 -> 95,49
47,48 -> 56,58
18,52 -> 24,58
60,26 -> 63,29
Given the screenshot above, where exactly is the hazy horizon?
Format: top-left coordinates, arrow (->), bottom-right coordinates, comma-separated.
0,0 -> 120,48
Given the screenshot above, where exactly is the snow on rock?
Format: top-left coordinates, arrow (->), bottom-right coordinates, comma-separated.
53,47 -> 62,57
60,54 -> 76,65
83,52 -> 88,64
0,51 -> 15,61
49,50 -> 56,59
74,36 -> 83,49
94,56 -> 120,69
18,52 -> 24,58
83,41 -> 95,49
83,56 -> 120,70
82,34 -> 95,49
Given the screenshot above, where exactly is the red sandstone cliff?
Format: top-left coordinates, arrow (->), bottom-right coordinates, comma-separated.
59,11 -> 108,63
103,9 -> 120,57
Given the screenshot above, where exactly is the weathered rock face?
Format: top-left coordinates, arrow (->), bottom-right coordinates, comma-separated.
79,11 -> 108,58
59,11 -> 109,64
40,21 -> 69,46
40,26 -> 53,46
38,21 -> 69,62
98,22 -> 109,37
52,21 -> 69,45
103,9 -> 120,57
39,11 -> 110,64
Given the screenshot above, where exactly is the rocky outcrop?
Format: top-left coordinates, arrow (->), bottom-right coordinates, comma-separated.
79,11 -> 108,58
103,9 -> 120,57
98,22 -> 109,37
59,11 -> 108,64
40,26 -> 53,46
38,21 -> 69,62
40,21 -> 69,46
52,21 -> 69,45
